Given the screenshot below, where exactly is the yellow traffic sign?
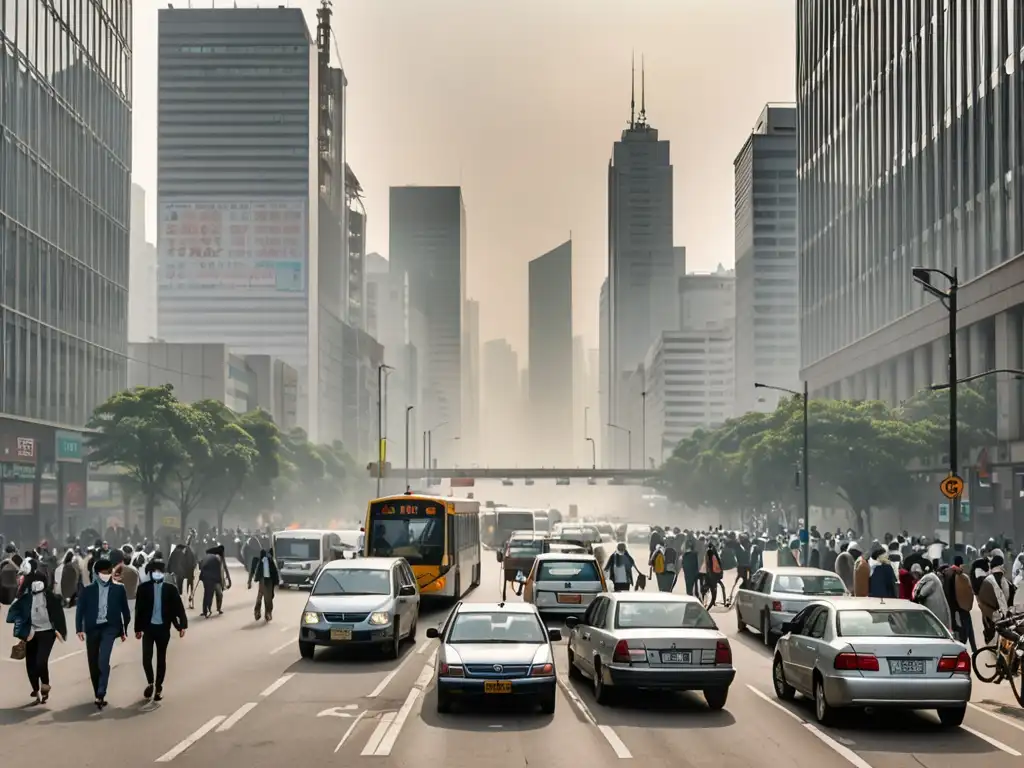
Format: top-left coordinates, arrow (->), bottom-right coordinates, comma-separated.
940,475 -> 964,500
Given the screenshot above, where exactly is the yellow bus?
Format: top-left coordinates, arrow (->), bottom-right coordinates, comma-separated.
364,492 -> 481,600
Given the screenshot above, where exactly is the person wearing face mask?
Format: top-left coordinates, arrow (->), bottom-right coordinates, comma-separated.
75,558 -> 131,708
134,559 -> 187,701
5,572 -> 66,704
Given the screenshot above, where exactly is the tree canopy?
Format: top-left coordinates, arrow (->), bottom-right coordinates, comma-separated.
88,385 -> 362,536
659,381 -> 995,537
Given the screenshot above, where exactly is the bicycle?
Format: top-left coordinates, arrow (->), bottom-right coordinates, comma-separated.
972,613 -> 1024,706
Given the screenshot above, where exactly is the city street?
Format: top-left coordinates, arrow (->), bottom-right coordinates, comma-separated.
2,559 -> 1022,767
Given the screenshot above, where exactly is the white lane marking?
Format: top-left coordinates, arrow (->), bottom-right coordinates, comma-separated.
334,710 -> 368,753
280,625 -> 292,633
270,638 -> 295,655
360,712 -> 395,755
556,674 -> 597,725
52,649 -> 85,663
368,649 -> 419,698
416,640 -> 431,654
598,725 -> 633,759
371,660 -> 435,756
962,725 -> 1022,756
259,673 -> 294,698
216,702 -> 258,732
155,716 -> 226,762
746,685 -> 873,768
968,702 -> 1024,734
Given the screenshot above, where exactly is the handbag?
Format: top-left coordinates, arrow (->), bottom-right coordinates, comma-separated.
635,573 -> 647,591
10,640 -> 26,661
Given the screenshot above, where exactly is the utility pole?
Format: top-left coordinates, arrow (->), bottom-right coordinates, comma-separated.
584,406 -> 596,470
641,391 -> 647,471
376,364 -> 393,497
404,405 -> 415,490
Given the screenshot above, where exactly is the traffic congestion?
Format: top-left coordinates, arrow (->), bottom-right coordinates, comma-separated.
2,497 -> 1024,768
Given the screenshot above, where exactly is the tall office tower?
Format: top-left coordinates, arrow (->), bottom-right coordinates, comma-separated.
1,1 -> 132,425
606,62 -> 675,465
156,7 -> 356,443
462,299 -> 480,461
130,185 -> 159,342
572,335 -> 587,466
345,164 -> 366,330
733,104 -> 799,416
528,240 -> 573,465
585,346 -> 600,466
481,339 -> 521,466
797,3 -> 1024,455
389,186 -> 467,464
598,278 -> 609,466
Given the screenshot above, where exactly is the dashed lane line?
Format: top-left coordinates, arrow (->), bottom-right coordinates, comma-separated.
155,716 -> 226,762
270,638 -> 295,655
368,650 -> 420,698
216,702 -> 259,732
260,673 -> 294,698
968,702 -> 1024,735
416,640 -> 432,654
364,650 -> 437,757
334,710 -> 368,753
961,725 -> 1022,756
555,674 -> 632,759
360,712 -> 396,756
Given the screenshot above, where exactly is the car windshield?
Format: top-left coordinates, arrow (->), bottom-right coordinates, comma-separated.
497,512 -> 535,532
615,601 -> 717,630
508,538 -> 544,555
773,575 -> 847,595
837,609 -> 948,638
538,560 -> 601,581
312,569 -> 391,596
275,538 -> 320,560
448,612 -> 546,644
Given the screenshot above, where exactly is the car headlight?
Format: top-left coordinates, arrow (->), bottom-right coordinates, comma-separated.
302,611 -> 321,625
368,611 -> 390,626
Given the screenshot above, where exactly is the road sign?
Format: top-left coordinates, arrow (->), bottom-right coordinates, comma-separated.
940,475 -> 964,499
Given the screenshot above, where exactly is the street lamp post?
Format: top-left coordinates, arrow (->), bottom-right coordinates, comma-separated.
755,380 -> 810,566
912,266 -> 960,550
641,391 -> 647,470
584,406 -> 596,470
376,363 -> 394,497
425,421 -> 448,487
607,423 -> 632,470
404,405 -> 415,491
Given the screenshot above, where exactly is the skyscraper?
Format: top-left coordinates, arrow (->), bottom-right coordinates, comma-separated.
481,339 -> 520,466
606,61 -> 675,461
463,299 -> 481,460
528,240 -> 573,465
733,104 -> 799,415
130,185 -> 159,342
389,186 -> 467,463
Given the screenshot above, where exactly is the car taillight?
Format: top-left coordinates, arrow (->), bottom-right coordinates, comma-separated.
439,663 -> 464,677
530,663 -> 553,677
612,640 -> 647,663
771,601 -> 783,612
714,640 -> 732,665
834,652 -> 879,671
938,652 -> 970,673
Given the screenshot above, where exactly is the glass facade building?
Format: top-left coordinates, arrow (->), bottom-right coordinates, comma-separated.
1,0 -> 132,425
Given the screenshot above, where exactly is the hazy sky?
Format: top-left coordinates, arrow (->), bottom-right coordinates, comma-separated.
132,0 -> 795,358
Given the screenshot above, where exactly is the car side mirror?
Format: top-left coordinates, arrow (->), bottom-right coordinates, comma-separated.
496,551 -> 504,563
564,616 -> 579,628
425,627 -> 439,639
399,584 -> 416,597
547,628 -> 562,642
781,621 -> 797,635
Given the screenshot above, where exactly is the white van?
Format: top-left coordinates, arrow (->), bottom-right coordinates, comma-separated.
273,529 -> 356,587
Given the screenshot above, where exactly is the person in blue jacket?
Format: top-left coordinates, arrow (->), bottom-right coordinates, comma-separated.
75,557 -> 131,708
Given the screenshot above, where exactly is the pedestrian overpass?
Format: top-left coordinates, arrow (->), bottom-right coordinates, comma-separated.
366,466 -> 658,482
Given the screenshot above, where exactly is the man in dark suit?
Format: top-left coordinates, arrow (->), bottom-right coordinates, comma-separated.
75,557 -> 131,708
248,549 -> 280,622
134,558 -> 187,701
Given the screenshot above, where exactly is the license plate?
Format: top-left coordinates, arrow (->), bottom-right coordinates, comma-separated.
484,680 -> 512,694
330,629 -> 352,641
888,659 -> 925,674
557,593 -> 582,604
661,651 -> 691,664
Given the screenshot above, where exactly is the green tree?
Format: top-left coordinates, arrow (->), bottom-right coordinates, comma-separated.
900,378 -> 996,461
87,385 -> 206,538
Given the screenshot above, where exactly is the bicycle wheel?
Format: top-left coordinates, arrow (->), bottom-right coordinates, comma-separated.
973,645 -> 1003,683
1009,654 -> 1024,707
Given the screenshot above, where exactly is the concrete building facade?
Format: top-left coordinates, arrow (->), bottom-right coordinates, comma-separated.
529,240 -> 573,465
481,338 -> 521,467
130,185 -> 159,342
734,104 -> 800,415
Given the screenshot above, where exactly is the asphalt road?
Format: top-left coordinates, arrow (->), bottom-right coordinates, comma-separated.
3,559 -> 1024,767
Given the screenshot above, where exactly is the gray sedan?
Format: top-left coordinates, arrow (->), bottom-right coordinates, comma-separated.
772,597 -> 971,728
735,566 -> 848,645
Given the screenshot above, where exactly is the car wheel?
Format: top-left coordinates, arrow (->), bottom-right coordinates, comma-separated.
408,616 -> 418,642
814,676 -> 836,726
539,688 -> 556,715
736,603 -> 746,632
299,641 -> 315,660
762,612 -> 775,646
567,647 -> 583,680
937,705 -> 966,728
593,660 -> 613,705
436,689 -> 452,714
704,686 -> 729,711
386,621 -> 401,659
772,655 -> 795,700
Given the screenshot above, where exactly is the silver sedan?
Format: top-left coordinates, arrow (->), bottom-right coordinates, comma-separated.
772,596 -> 971,728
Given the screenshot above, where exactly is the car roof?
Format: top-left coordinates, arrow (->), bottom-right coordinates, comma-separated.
457,601 -> 539,615
534,553 -> 597,562
510,531 -> 547,538
322,557 -> 403,571
807,596 -> 932,611
608,592 -> 704,605
762,567 -> 840,578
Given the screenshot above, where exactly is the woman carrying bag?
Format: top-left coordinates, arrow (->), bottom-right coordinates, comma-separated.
6,571 -> 67,704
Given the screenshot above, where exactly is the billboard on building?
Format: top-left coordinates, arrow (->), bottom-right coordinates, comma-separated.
158,201 -> 306,294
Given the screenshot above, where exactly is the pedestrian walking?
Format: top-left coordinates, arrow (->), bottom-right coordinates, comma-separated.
198,544 -> 231,617
248,549 -> 280,621
75,557 -> 131,709
603,542 -> 638,592
134,559 -> 187,701
5,571 -> 66,704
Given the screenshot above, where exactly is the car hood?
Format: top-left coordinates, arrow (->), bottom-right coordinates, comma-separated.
447,643 -> 543,664
306,594 -> 392,613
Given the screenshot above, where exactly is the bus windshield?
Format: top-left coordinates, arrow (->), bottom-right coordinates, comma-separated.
497,511 -> 534,533
367,499 -> 446,565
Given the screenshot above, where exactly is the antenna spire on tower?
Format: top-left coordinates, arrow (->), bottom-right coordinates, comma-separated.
629,51 -> 636,128
639,55 -> 647,126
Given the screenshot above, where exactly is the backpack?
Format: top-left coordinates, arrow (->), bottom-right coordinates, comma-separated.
711,555 -> 722,574
663,546 -> 677,569
652,550 -> 666,574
